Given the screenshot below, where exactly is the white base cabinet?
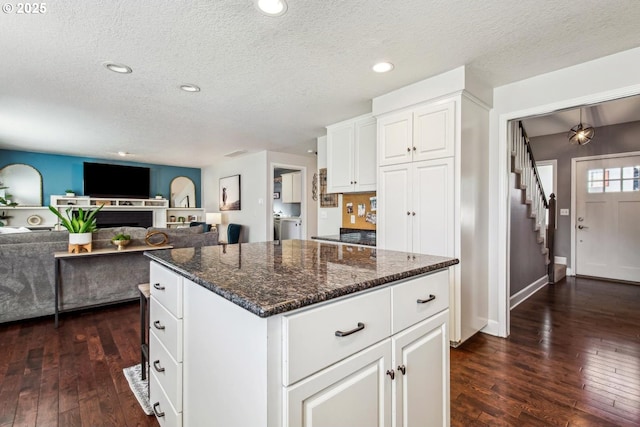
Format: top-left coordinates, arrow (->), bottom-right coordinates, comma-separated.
150,260 -> 451,427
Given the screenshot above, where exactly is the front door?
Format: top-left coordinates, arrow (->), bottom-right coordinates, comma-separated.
575,155 -> 640,282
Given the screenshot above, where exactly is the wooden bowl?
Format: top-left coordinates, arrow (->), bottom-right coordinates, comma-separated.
111,239 -> 131,251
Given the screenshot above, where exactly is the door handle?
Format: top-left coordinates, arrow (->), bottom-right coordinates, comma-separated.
578,225 -> 589,230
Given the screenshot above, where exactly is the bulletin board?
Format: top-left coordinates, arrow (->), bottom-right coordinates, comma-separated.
342,192 -> 377,231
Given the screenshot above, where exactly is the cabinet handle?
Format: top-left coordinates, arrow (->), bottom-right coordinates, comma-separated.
153,283 -> 165,291
335,322 -> 365,337
412,212 -> 416,216
153,360 -> 165,373
407,211 -> 411,216
417,294 -> 436,304
386,369 -> 395,380
412,146 -> 416,151
153,402 -> 165,418
406,147 -> 411,153
397,365 -> 406,375
353,181 -> 357,184
153,320 -> 165,330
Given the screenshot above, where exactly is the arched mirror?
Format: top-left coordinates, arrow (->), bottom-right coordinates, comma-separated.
170,176 -> 196,208
0,164 -> 43,206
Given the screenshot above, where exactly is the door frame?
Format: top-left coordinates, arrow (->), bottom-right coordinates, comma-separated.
270,162 -> 307,241
496,86 -> 640,338
570,151 -> 640,277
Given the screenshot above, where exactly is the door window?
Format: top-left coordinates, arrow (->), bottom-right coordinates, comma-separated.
588,166 -> 640,193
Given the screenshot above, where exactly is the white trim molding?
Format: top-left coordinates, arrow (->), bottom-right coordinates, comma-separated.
510,275 -> 548,310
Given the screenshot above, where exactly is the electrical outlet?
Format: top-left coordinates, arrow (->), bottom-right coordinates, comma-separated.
351,215 -> 355,224
560,209 -> 569,216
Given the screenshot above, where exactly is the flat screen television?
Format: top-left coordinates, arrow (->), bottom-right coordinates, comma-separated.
83,162 -> 150,199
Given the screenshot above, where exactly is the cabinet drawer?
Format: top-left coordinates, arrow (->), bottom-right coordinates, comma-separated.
150,296 -> 183,362
150,371 -> 182,427
150,331 -> 183,412
391,269 -> 449,334
150,262 -> 183,318
283,287 -> 391,386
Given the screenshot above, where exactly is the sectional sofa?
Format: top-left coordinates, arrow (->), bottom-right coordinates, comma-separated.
0,225 -> 219,323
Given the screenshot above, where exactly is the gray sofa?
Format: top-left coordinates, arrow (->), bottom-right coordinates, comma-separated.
0,225 -> 218,323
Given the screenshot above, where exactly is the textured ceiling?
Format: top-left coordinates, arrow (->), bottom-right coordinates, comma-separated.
1,0 -> 640,167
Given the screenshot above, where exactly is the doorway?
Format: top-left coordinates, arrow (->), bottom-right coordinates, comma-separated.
573,153 -> 640,282
272,165 -> 305,241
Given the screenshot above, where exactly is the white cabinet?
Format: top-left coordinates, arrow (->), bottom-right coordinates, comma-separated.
166,207 -> 205,228
375,89 -> 490,347
378,159 -> 454,257
326,114 -> 377,193
378,101 -> 455,167
282,172 -> 302,203
170,262 -> 451,427
149,262 -> 184,426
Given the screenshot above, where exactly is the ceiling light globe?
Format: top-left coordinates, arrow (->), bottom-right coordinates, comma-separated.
257,0 -> 287,16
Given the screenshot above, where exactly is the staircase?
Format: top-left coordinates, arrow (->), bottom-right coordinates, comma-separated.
510,121 -> 564,283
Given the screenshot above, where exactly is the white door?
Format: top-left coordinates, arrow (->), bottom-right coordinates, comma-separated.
286,339 -> 392,427
393,311 -> 449,427
378,164 -> 412,253
575,155 -> 640,282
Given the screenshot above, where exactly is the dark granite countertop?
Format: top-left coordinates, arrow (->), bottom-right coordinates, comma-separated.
312,228 -> 377,247
145,240 -> 458,318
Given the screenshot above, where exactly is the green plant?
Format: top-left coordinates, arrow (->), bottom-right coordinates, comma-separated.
65,189 -> 74,193
48,205 -> 103,233
111,233 -> 131,241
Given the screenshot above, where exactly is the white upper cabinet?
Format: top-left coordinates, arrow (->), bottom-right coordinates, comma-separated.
378,100 -> 455,167
327,114 -> 377,193
282,172 -> 302,203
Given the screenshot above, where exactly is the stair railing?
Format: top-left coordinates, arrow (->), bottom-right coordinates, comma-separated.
511,121 -> 556,281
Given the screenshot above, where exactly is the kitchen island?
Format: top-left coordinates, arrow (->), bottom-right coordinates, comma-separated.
145,240 -> 458,427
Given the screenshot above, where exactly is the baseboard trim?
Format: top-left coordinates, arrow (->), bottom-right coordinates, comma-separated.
510,275 -> 548,310
481,320 -> 502,337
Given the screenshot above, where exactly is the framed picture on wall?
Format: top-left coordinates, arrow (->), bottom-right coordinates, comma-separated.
220,174 -> 241,211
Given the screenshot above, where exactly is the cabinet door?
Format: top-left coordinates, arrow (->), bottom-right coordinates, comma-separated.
291,172 -> 302,203
378,164 -> 412,253
286,339 -> 392,427
354,117 -> 377,192
327,123 -> 355,193
393,310 -> 449,427
412,158 -> 454,257
412,101 -> 455,162
378,111 -> 413,167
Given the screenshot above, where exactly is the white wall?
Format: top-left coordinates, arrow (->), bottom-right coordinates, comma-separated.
267,151 -> 318,240
316,135 -> 343,236
487,46 -> 640,337
202,151 -> 268,243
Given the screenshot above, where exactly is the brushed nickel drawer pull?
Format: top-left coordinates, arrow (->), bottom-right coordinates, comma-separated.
153,402 -> 165,418
335,322 -> 365,337
397,365 -> 406,375
153,283 -> 165,290
417,294 -> 436,304
386,369 -> 395,380
153,360 -> 165,373
153,320 -> 165,330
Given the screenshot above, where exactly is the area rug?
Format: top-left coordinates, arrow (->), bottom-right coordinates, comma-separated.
123,364 -> 153,415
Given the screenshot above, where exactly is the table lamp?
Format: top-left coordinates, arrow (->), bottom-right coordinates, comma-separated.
206,212 -> 222,232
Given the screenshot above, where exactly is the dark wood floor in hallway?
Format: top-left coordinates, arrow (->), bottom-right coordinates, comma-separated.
451,276 -> 640,426
0,302 -> 159,427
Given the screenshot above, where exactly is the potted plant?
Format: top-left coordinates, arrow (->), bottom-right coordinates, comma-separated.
65,189 -> 75,197
48,205 -> 103,252
155,193 -> 164,199
111,233 -> 131,250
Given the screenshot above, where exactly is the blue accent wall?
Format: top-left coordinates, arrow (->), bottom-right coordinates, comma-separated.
0,149 -> 202,207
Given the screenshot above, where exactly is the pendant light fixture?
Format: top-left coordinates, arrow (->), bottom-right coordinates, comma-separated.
568,108 -> 595,145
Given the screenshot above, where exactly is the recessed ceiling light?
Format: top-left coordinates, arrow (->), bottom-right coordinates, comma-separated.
117,151 -> 128,157
180,84 -> 201,92
256,0 -> 287,16
103,62 -> 133,74
372,62 -> 394,73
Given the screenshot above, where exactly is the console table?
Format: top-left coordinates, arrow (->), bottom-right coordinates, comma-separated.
53,245 -> 172,327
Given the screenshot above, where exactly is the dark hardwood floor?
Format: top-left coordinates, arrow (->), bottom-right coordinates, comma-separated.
1,276 -> 638,426
0,302 -> 159,427
451,276 -> 640,426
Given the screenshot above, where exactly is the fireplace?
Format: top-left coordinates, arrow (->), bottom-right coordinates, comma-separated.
96,210 -> 153,228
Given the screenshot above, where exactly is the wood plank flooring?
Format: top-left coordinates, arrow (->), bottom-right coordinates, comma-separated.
451,276 -> 640,426
0,302 -> 158,427
1,276 -> 638,426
